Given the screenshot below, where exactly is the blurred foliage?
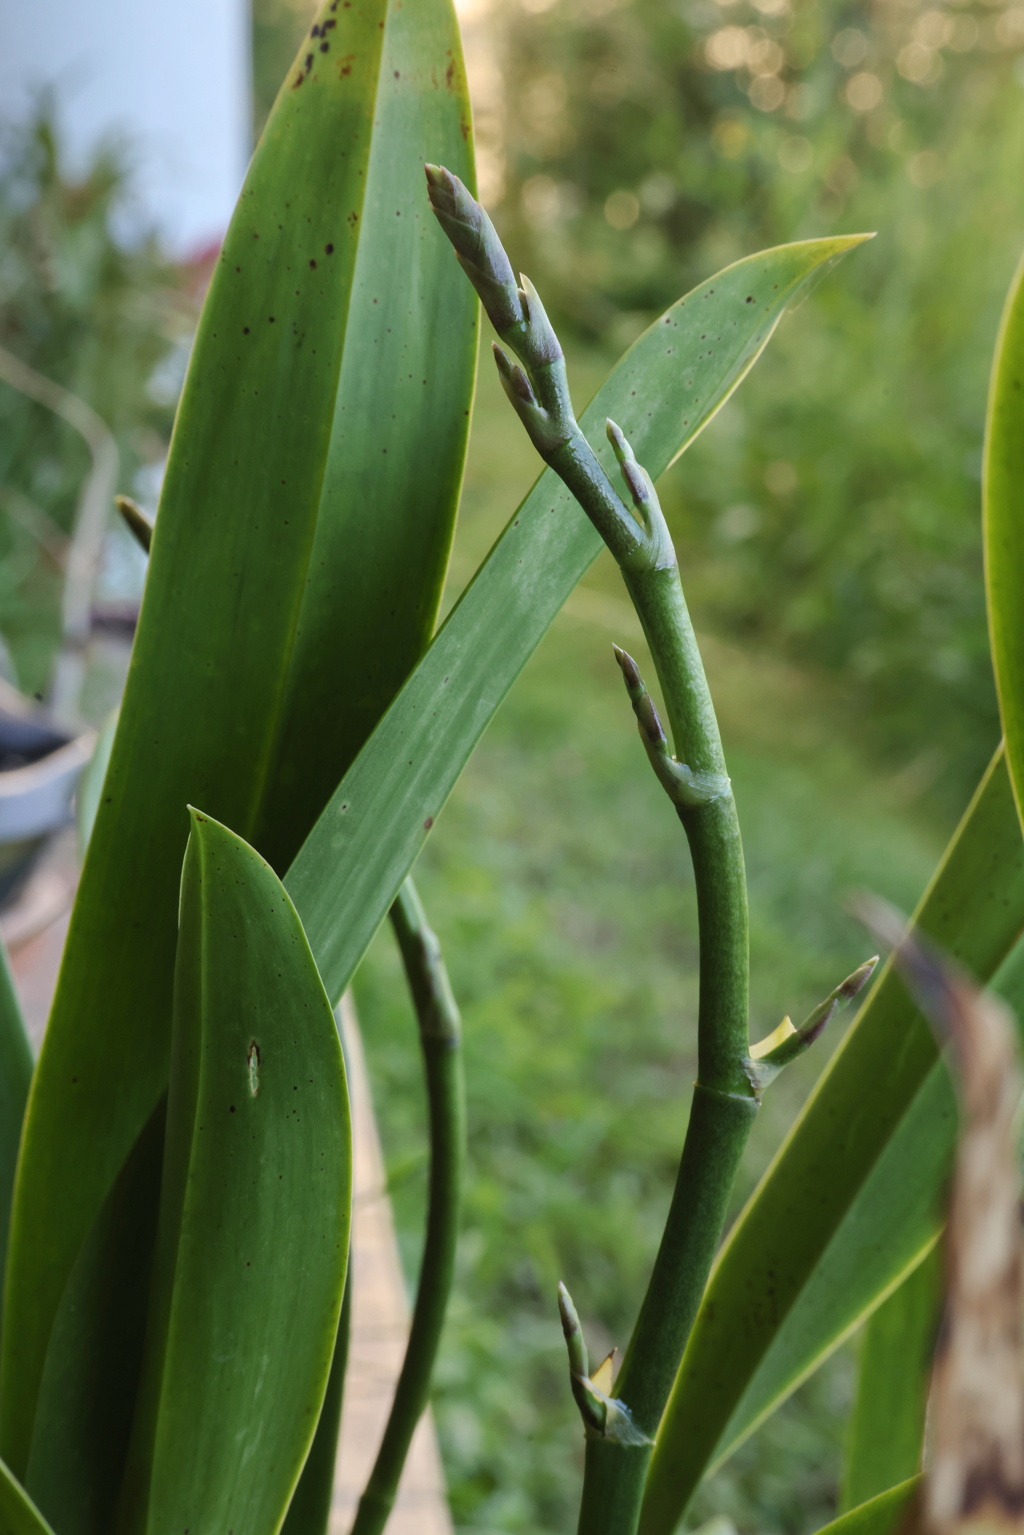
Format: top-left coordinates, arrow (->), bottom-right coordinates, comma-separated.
253,0 -> 1024,807
481,0 -> 1024,811
0,108 -> 186,691
489,0 -> 1024,324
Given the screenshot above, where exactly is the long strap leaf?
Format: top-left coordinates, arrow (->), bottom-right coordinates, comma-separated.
0,940 -> 31,1356
24,1107 -> 165,1535
639,746 -> 1024,1535
118,813 -> 350,1535
811,1480 -> 921,1535
280,1275 -> 352,1535
284,236 -> 866,1003
0,0 -> 383,1461
985,249 -> 1024,833
0,0 -> 473,1467
0,1458 -> 56,1535
840,1246 -> 941,1513
254,0 -> 476,871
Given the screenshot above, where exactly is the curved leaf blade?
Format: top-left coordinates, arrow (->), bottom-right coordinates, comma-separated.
280,1277 -> 351,1535
0,1458 -> 55,1535
24,1107 -> 165,1535
265,6 -> 476,1515
985,250 -> 1024,833
120,812 -> 350,1535
75,710 -> 117,854
0,939 -> 31,1348
1,0 -> 475,1467
640,747 -> 1024,1535
0,0 -> 385,1462
814,1480 -> 921,1535
256,0 -> 477,872
285,235 -> 870,1001
840,1246 -> 941,1512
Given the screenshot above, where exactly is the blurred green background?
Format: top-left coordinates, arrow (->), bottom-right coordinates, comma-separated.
2,0 -> 1022,1527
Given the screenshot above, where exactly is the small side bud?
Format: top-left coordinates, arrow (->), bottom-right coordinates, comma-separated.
425,164 -> 525,332
605,418 -> 630,458
614,647 -> 730,810
747,956 -> 879,1094
790,955 -> 878,1054
613,645 -> 668,749
623,461 -> 651,511
604,419 -> 678,572
558,1280 -> 589,1380
606,419 -> 653,512
517,273 -> 564,366
492,344 -> 568,454
493,342 -> 536,406
556,1284 -> 650,1446
558,1282 -> 606,1434
116,495 -> 153,555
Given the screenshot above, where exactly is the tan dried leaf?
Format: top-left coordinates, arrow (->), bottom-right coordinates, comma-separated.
858,896 -> 1024,1535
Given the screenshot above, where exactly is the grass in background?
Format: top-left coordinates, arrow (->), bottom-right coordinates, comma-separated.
354,354 -> 954,1534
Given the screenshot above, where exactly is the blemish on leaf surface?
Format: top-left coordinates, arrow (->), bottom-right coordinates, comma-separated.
248,1041 -> 261,1096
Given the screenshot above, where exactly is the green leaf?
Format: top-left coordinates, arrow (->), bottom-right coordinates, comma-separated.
24,1106 -> 165,1535
0,1458 -> 55,1535
985,249 -> 1024,833
280,1276 -> 351,1535
639,745 -> 1024,1535
75,710 -> 117,854
119,811 -> 350,1535
253,0 -> 476,872
839,1246 -> 941,1513
0,0 -> 473,1466
284,234 -> 870,1003
811,1479 -> 920,1535
0,937 -> 31,1346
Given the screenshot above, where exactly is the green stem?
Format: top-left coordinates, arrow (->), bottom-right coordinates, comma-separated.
617,563 -> 750,1093
544,428 -> 758,1532
350,877 -> 464,1535
426,167 -> 758,1535
549,426 -> 758,1467
579,1441 -> 655,1535
572,564 -> 756,1534
614,1087 -> 757,1434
